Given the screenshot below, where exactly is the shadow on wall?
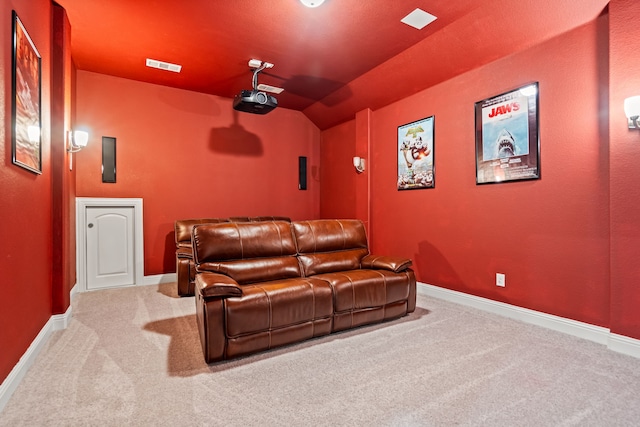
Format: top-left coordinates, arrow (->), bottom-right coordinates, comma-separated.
415,240 -> 463,287
163,230 -> 175,274
209,109 -> 263,156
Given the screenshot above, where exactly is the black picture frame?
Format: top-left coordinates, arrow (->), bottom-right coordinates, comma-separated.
397,115 -> 435,190
11,11 -> 42,174
102,137 -> 117,183
474,82 -> 540,185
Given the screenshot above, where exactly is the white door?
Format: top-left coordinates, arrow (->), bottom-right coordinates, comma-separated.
86,206 -> 135,290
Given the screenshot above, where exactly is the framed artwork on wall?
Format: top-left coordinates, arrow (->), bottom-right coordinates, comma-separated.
474,82 -> 540,185
397,115 -> 435,190
11,11 -> 42,174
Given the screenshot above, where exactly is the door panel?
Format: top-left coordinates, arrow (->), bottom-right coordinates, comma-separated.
86,206 -> 135,290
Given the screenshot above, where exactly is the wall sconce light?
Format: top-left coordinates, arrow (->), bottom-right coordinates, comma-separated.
353,156 -> 365,173
300,0 -> 325,7
624,96 -> 640,129
67,130 -> 89,171
67,130 -> 89,153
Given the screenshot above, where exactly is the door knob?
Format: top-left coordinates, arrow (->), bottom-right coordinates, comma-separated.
88,223 -> 94,228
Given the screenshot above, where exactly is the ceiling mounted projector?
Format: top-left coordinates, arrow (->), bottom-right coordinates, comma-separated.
233,60 -> 279,115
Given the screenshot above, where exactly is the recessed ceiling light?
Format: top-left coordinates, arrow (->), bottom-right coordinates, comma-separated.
146,58 -> 182,73
300,0 -> 325,7
401,8 -> 437,30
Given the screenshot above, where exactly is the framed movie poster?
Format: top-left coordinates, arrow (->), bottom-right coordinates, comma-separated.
474,83 -> 539,185
397,116 -> 435,190
12,11 -> 42,174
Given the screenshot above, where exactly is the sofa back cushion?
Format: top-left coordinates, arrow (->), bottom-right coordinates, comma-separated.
229,216 -> 291,223
175,218 -> 229,247
193,221 -> 301,284
175,217 -> 291,248
293,219 -> 369,276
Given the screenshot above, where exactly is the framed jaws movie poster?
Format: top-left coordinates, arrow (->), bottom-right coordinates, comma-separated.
474,82 -> 540,185
397,115 -> 435,190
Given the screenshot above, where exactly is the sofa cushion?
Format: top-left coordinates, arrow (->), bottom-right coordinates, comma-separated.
251,216 -> 292,222
193,221 -> 301,284
312,269 -> 411,312
224,277 -> 333,337
176,217 -> 291,248
296,249 -> 369,277
227,216 -> 252,222
293,219 -> 369,276
175,218 -> 229,247
229,216 -> 292,223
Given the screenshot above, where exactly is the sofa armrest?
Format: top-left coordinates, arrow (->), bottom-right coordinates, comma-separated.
361,255 -> 412,273
176,247 -> 193,259
195,272 -> 242,299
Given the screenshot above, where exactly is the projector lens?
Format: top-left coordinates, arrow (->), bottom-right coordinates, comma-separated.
255,92 -> 268,104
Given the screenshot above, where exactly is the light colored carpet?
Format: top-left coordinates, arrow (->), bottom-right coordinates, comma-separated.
2,283 -> 640,426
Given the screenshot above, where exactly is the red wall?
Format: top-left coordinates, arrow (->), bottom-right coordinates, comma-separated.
609,0 -> 640,339
323,17 -> 612,327
320,119 -> 357,219
2,0 -> 639,392
74,71 -> 321,275
51,4 -> 75,315
0,0 -> 54,382
320,110 -> 372,237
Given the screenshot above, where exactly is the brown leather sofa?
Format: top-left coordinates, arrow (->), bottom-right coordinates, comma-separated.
192,219 -> 416,363
174,216 -> 290,296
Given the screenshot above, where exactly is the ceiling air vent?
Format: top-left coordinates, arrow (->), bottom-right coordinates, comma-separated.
401,8 -> 437,30
145,58 -> 182,73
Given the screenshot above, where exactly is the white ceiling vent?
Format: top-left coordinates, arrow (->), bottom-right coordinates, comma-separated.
146,58 -> 182,73
401,8 -> 437,30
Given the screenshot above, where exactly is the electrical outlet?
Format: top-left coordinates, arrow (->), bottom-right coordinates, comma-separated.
496,273 -> 506,287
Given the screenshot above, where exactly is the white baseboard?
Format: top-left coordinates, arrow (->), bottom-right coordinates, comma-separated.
141,273 -> 176,286
51,303 -> 73,332
418,283 -> 640,358
0,303 -> 71,413
70,283 -> 78,300
608,333 -> 640,359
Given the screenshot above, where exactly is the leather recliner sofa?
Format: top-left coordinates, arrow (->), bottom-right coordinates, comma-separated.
192,219 -> 416,363
174,216 -> 290,296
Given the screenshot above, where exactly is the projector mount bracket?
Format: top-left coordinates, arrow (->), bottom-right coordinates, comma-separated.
248,59 -> 283,94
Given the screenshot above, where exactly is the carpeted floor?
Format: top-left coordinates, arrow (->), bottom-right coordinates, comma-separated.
2,283 -> 640,426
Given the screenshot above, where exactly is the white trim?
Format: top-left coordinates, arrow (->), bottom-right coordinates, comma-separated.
70,283 -> 78,300
417,283 -> 609,344
142,273 -> 177,286
76,198 -> 144,292
418,283 -> 640,358
51,304 -> 73,331
0,303 -> 71,413
0,321 -> 52,413
608,333 -> 640,358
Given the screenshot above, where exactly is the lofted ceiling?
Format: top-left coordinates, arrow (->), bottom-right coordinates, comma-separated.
55,0 -> 609,129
